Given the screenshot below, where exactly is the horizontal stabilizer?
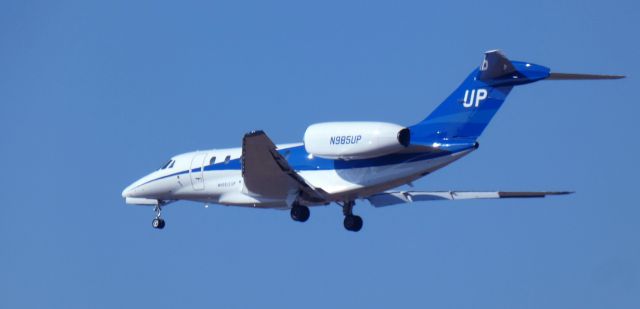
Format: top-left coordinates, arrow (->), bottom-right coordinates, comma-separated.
479,50 -> 516,80
367,190 -> 572,207
547,72 -> 625,80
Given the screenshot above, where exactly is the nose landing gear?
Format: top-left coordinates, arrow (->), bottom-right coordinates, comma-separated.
342,201 -> 363,232
152,205 -> 165,229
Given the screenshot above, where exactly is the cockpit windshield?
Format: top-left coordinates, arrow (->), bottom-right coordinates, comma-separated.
159,160 -> 173,170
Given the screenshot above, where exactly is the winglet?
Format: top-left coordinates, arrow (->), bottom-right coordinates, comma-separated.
242,130 -> 328,203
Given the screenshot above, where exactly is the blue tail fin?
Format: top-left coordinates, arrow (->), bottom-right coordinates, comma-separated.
409,50 -> 550,143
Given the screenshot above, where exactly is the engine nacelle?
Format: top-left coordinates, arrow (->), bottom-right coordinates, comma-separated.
303,122 -> 410,160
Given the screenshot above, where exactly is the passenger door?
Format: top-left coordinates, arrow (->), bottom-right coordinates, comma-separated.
190,152 -> 206,190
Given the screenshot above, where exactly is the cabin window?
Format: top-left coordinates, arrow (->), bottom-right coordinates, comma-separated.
224,155 -> 230,164
209,156 -> 216,165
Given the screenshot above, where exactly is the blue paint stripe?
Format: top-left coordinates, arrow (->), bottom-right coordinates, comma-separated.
134,144 -> 471,189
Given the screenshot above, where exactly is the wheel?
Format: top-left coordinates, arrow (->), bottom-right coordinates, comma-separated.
290,205 -> 310,222
343,215 -> 363,232
152,218 -> 165,229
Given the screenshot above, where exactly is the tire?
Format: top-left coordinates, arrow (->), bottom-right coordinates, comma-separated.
290,205 -> 310,222
152,218 -> 165,229
343,215 -> 363,232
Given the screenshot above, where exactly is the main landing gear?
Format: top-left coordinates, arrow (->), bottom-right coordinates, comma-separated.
152,205 -> 165,229
289,201 -> 363,232
290,203 -> 310,222
342,200 -> 363,232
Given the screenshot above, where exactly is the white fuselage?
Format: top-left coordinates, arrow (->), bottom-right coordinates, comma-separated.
122,142 -> 474,209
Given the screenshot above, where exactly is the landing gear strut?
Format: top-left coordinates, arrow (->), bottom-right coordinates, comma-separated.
290,204 -> 310,222
152,205 -> 165,229
342,200 -> 363,232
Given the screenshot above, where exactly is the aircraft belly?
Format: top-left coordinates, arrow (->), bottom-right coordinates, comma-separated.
299,151 -> 468,196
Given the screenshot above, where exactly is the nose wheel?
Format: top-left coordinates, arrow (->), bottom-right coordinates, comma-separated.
152,205 -> 165,229
152,217 -> 165,229
342,201 -> 363,232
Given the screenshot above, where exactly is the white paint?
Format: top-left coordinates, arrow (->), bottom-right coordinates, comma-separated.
463,88 -> 488,108
122,144 -> 475,208
303,122 -> 407,160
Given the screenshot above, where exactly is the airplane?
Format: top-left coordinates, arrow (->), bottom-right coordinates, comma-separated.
121,50 -> 624,232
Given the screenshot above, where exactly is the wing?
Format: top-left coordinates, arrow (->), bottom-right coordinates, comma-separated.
366,191 -> 572,207
242,130 -> 328,202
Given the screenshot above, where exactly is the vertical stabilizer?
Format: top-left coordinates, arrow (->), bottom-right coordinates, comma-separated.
410,50 -> 518,142
409,50 -> 623,143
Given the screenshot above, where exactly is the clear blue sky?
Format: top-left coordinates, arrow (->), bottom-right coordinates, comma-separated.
1,0 -> 638,308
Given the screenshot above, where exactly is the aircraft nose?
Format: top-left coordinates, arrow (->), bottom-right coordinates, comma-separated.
121,185 -> 132,198
122,182 -> 138,198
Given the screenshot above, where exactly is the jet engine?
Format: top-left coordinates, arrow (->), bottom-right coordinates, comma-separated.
303,122 -> 410,160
